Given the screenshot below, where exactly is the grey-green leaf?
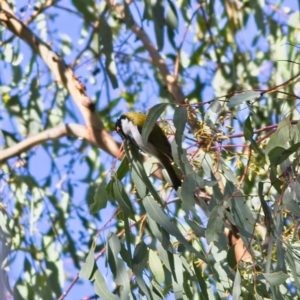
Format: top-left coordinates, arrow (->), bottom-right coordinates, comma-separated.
90,180 -> 108,214
143,196 -> 207,262
262,272 -> 289,286
93,270 -> 119,300
142,103 -> 168,145
227,91 -> 261,108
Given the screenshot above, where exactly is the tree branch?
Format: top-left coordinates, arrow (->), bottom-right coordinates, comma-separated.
0,124 -> 91,162
0,0 -> 120,159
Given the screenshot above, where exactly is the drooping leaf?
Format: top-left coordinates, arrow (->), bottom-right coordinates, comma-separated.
142,103 -> 168,145
90,180 -> 108,214
143,196 -> 207,262
93,270 -> 119,300
230,194 -> 255,250
205,205 -> 225,243
132,242 -> 152,299
79,240 -> 96,280
107,233 -> 130,298
262,272 -> 289,286
111,177 -> 135,216
193,262 -> 209,299
166,0 -> 178,31
232,270 -> 241,299
149,249 -> 165,285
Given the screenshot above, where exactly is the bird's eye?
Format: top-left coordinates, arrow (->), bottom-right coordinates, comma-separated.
115,126 -> 121,132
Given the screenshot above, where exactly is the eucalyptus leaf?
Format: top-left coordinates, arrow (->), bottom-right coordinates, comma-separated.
262,272 -> 289,286
227,91 -> 261,108
90,180 -> 108,214
142,103 -> 168,145
143,196 -> 207,262
93,270 -> 119,300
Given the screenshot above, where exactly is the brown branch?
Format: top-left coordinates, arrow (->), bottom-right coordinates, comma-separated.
0,124 -> 90,162
0,1 -> 120,159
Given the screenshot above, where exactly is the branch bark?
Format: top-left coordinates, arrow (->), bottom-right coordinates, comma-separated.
0,124 -> 91,162
0,0 -> 120,161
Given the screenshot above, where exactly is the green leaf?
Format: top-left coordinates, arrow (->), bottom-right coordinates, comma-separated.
90,180 -> 108,214
205,205 -> 224,243
129,142 -> 163,203
143,196 -> 207,262
111,177 -> 135,216
124,2 -> 135,29
79,241 -> 96,280
180,172 -> 204,212
268,143 -> 300,166
288,11 -> 300,29
92,270 -> 119,300
131,164 -> 147,198
142,103 -> 168,145
283,189 -> 300,217
285,247 -> 300,292
172,254 -> 183,298
147,216 -> 174,253
230,195 -> 255,249
174,106 -> 187,147
133,242 -> 151,299
265,117 -> 290,157
204,99 -> 221,128
227,91 -> 261,108
71,0 -> 97,21
107,233 -> 130,297
244,115 -> 253,141
193,262 -> 209,299
172,142 -> 192,176
99,14 -> 118,88
45,261 -> 62,298
232,270 -> 241,299
262,272 -> 289,286
149,249 -> 165,284
166,0 -> 178,31
152,0 -> 165,50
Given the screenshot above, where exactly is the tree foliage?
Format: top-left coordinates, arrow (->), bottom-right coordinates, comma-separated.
0,0 -> 300,299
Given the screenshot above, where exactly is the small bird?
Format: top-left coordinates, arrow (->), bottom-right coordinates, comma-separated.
115,112 -> 181,190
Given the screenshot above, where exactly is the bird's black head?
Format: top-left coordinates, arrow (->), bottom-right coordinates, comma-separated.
115,114 -> 128,140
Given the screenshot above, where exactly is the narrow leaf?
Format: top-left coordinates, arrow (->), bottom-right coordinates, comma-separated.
90,180 -> 108,214
79,240 -> 96,280
149,249 -> 165,284
262,272 -> 289,286
144,196 -> 207,262
227,91 -> 261,108
232,270 -> 241,300
142,103 -> 168,145
133,242 -> 152,299
93,270 -> 119,300
205,205 -> 224,243
112,177 -> 135,216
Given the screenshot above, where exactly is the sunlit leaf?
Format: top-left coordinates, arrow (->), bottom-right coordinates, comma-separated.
149,249 -> 165,284
227,91 -> 261,108
93,270 -> 119,300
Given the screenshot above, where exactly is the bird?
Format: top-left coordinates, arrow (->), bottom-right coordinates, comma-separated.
115,112 -> 181,190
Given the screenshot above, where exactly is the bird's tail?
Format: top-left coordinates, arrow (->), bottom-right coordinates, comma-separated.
160,156 -> 182,190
